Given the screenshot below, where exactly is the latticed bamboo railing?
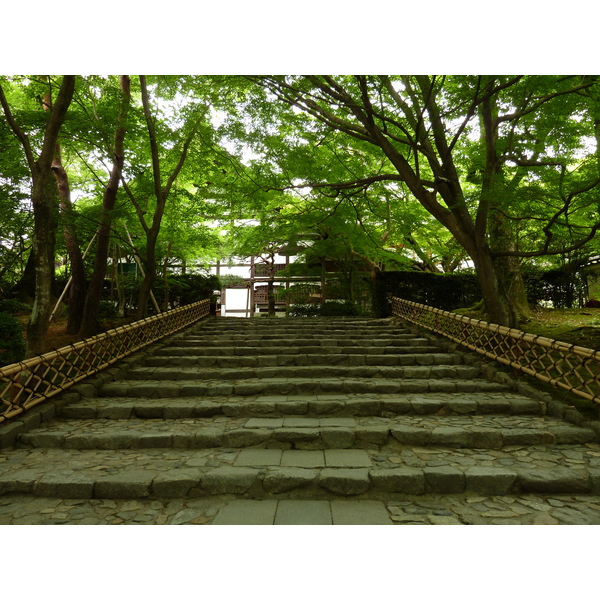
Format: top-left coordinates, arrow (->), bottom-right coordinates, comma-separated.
0,299 -> 210,424
391,296 -> 600,405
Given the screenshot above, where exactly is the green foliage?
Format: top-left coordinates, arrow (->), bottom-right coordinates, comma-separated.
0,299 -> 31,315
0,312 -> 26,366
153,273 -> 220,308
218,274 -> 246,288
286,300 -> 361,317
373,271 -> 482,316
97,300 -> 118,321
286,304 -> 322,317
321,300 -> 362,316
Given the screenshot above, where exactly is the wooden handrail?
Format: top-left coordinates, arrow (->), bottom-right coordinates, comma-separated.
0,299 -> 210,423
390,296 -> 600,405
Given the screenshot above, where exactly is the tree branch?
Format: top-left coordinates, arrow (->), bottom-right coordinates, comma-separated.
0,82 -> 36,170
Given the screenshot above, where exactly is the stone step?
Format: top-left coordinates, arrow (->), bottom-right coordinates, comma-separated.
57,392 -> 544,420
200,317 -> 398,330
121,364 -> 482,382
17,414 -> 596,450
181,332 -> 417,342
143,352 -> 461,369
152,344 -> 442,357
99,377 -> 510,398
171,337 -> 432,348
1,446 -> 599,499
3,314 -> 599,519
199,325 -> 402,334
3,494 -> 600,525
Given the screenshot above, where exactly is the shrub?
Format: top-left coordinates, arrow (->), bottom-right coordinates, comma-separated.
0,312 -> 26,366
321,300 -> 361,317
287,304 -> 322,317
98,301 -> 118,321
0,299 -> 31,315
373,271 -> 482,316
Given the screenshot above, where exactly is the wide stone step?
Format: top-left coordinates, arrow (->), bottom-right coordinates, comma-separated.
122,364 -> 482,382
1,446 -> 599,499
58,392 -> 544,420
3,494 -> 600,525
17,414 -> 595,450
199,319 -> 398,331
199,326 -> 402,334
153,344 -> 442,357
143,353 -> 461,369
182,332 -> 417,342
171,337 -> 432,348
99,377 -> 509,398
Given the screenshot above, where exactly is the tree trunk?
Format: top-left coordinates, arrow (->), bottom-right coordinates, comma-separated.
0,75 -> 76,356
489,210 -> 530,321
114,246 -> 126,318
472,245 -> 518,327
79,76 -> 130,338
51,146 -> 87,334
162,240 -> 173,310
136,229 -> 159,318
27,170 -> 59,355
132,76 -> 199,319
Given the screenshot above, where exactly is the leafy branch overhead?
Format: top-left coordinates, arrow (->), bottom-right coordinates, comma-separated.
1,74 -> 599,351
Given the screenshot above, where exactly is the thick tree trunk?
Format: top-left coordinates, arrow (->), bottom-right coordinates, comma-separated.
0,76 -> 77,356
489,210 -> 530,321
27,171 -> 59,355
51,147 -> 87,334
471,245 -> 518,328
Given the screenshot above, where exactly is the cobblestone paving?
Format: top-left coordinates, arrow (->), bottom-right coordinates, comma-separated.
1,493 -> 598,525
3,443 -> 600,475
16,413 -> 595,449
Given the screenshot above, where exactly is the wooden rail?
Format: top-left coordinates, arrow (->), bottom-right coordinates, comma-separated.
390,296 -> 600,405
0,299 -> 210,423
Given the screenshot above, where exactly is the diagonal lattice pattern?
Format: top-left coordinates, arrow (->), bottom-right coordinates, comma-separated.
0,299 -> 210,423
391,296 -> 600,405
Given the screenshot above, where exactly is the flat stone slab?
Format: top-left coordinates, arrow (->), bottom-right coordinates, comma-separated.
235,449 -> 282,466
274,500 -> 332,524
324,449 -> 371,467
330,500 -> 392,525
281,450 -> 325,468
212,500 -> 278,525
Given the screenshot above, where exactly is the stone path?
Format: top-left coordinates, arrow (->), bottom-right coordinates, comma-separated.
1,493 -> 599,525
1,316 -> 600,525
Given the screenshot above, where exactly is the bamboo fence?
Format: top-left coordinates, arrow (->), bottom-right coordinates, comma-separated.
390,296 -> 600,405
0,299 -> 210,424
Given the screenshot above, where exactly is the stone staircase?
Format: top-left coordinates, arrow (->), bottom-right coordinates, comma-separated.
1,316 -> 600,524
